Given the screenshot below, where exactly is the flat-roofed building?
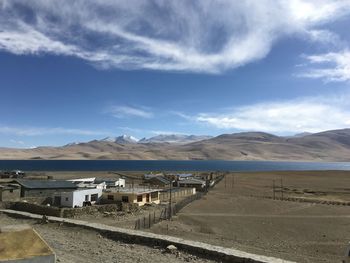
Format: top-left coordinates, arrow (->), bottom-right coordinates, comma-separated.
102,188 -> 160,206
56,188 -> 103,208
16,179 -> 77,198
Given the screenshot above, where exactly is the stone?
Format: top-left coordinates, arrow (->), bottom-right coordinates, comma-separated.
166,244 -> 178,253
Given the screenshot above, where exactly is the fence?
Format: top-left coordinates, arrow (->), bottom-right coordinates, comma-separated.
159,188 -> 195,202
134,192 -> 205,230
134,174 -> 225,230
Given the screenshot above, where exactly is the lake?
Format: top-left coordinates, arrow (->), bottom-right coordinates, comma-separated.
1,160 -> 350,171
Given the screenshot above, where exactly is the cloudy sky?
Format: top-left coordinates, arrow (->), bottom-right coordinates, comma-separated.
1,0 -> 350,147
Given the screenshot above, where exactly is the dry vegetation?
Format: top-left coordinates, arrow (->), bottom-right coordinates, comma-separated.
150,171 -> 350,263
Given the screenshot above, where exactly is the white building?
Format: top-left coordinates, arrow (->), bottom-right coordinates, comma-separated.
58,188 -> 102,208
94,178 -> 125,188
67,177 -> 96,184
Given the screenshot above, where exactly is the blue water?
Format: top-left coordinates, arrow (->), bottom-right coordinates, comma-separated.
1,160 -> 350,171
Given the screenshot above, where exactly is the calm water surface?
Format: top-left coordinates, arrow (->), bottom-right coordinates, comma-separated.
0,160 -> 350,171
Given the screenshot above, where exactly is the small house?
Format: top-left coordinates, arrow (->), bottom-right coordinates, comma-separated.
55,188 -> 103,208
177,178 -> 206,191
102,188 -> 160,206
0,184 -> 21,202
16,179 -> 77,198
94,178 -> 125,188
145,176 -> 171,188
176,173 -> 194,180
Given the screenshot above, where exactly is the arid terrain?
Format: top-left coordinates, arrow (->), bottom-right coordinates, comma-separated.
3,170 -> 350,262
3,129 -> 350,161
149,171 -> 350,263
0,213 -> 216,263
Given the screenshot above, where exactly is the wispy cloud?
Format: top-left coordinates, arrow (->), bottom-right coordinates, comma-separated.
179,95 -> 350,134
150,130 -> 186,136
298,50 -> 350,82
9,139 -> 25,145
107,105 -> 153,119
0,126 -> 108,136
1,1 -> 350,73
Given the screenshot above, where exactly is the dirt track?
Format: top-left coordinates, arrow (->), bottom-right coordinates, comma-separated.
0,213 -> 216,263
150,171 -> 350,263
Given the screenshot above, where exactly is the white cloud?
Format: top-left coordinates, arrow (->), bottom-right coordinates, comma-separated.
0,126 -> 108,136
0,0 -> 350,73
107,105 -> 153,119
299,50 -> 350,82
185,95 -> 350,133
9,139 -> 25,145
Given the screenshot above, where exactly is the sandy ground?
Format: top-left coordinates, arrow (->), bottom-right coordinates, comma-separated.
8,170 -> 350,262
0,213 -> 216,263
149,171 -> 350,263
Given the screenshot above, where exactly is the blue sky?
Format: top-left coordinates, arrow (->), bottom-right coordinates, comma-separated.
1,0 -> 350,148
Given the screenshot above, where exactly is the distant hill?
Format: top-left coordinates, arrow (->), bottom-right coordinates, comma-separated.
139,134 -> 213,144
2,129 -> 350,161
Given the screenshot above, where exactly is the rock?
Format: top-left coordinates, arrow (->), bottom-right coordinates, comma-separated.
166,244 -> 178,253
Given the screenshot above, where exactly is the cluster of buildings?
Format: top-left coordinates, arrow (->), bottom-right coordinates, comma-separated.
0,172 -> 214,211
144,172 -> 213,191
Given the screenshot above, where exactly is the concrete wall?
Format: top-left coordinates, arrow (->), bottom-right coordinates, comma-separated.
0,188 -> 21,202
22,188 -> 75,198
60,188 -> 102,208
7,202 -> 119,218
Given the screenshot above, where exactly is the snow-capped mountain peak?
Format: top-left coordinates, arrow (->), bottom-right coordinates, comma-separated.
101,135 -> 139,144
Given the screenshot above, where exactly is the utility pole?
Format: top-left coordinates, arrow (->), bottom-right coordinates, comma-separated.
168,178 -> 172,220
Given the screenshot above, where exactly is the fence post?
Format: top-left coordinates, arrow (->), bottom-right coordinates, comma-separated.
149,213 -> 151,228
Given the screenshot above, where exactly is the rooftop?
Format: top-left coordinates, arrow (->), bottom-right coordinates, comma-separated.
105,187 -> 161,195
178,178 -> 205,185
145,176 -> 171,185
16,179 -> 77,189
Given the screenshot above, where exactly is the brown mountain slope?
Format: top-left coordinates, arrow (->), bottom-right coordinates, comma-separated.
2,129 -> 350,161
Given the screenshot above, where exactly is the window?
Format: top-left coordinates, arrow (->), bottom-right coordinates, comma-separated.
122,196 -> 129,202
107,195 -> 114,200
137,195 -> 143,202
151,191 -> 158,200
65,197 -> 69,201
91,194 -> 98,202
85,195 -> 89,201
9,189 -> 13,193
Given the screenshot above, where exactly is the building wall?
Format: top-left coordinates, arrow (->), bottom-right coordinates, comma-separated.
102,191 -> 160,206
22,188 -> 75,198
60,188 -> 102,208
0,188 -> 21,202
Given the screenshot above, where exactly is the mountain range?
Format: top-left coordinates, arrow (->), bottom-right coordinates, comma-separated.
2,129 -> 350,161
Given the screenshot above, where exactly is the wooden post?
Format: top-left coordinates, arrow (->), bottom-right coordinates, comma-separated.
280,178 -> 284,200
143,216 -> 146,229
